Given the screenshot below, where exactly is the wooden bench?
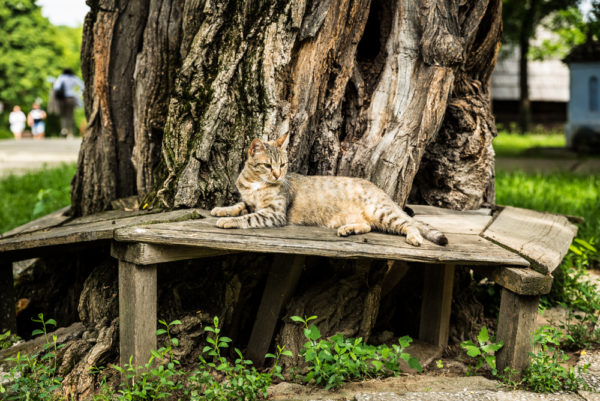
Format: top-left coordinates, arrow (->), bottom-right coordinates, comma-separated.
0,204 -> 577,374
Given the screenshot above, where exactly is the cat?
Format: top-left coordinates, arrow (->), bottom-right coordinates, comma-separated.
210,134 -> 448,247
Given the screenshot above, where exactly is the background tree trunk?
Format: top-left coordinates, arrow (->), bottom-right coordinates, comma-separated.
69,0 -> 502,378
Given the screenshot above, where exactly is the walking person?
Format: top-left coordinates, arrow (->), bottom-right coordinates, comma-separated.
27,102 -> 47,140
53,68 -> 84,138
9,105 -> 26,140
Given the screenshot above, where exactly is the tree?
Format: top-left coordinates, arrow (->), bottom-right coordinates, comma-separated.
0,0 -> 82,109
502,0 -> 581,133
66,0 -> 502,387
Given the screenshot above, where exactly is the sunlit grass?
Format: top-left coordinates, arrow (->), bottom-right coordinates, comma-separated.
0,164 -> 76,234
493,131 -> 567,158
495,170 -> 599,240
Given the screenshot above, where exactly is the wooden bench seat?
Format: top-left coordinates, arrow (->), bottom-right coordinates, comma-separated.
0,204 -> 577,374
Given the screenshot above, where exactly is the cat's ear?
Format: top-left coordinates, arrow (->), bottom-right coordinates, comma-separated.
249,138 -> 265,156
274,133 -> 289,149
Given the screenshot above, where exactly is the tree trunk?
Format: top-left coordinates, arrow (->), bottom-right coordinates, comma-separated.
517,0 -> 538,134
69,0 -> 502,380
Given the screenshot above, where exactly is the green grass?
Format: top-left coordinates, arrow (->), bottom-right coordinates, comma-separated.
0,164 -> 76,234
493,131 -> 566,158
495,170 -> 599,242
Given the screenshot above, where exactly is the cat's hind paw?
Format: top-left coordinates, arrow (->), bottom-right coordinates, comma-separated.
216,217 -> 241,229
405,229 -> 423,247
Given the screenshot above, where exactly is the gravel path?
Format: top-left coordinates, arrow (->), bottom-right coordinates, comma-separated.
0,138 -> 81,176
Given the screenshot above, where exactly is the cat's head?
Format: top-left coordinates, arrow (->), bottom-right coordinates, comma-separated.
246,134 -> 289,184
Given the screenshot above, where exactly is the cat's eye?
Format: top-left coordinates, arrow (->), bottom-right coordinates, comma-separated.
281,163 -> 287,167
263,163 -> 271,169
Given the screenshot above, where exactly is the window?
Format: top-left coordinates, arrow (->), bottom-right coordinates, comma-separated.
591,76 -> 599,112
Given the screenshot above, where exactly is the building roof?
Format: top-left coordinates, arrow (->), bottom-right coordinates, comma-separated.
564,40 -> 600,63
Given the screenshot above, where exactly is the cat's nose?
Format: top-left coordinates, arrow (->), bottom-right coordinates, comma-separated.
273,170 -> 280,179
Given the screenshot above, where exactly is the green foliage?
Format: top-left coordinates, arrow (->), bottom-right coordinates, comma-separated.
94,317 -> 287,400
0,314 -> 64,400
521,326 -> 590,393
0,0 -> 82,109
189,316 -> 287,400
291,315 -> 421,390
529,7 -> 587,60
0,163 -> 76,234
460,326 -> 504,376
0,330 -> 20,350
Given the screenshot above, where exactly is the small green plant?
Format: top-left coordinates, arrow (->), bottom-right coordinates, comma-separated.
461,326 -> 503,376
0,314 -> 63,400
189,316 -> 288,400
94,316 -> 288,400
0,330 -> 20,350
93,319 -> 186,400
291,315 -> 421,390
521,326 -> 589,393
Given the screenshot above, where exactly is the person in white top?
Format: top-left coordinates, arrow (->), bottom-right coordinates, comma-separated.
27,102 -> 47,140
53,68 -> 84,138
9,105 -> 27,140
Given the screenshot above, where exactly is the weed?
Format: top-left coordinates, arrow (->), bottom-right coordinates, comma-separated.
521,326 -> 589,393
460,326 -> 503,376
291,315 -> 421,390
93,316 -> 288,400
0,330 -> 21,350
0,314 -> 63,400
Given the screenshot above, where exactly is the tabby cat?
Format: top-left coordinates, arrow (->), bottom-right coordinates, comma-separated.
211,134 -> 448,246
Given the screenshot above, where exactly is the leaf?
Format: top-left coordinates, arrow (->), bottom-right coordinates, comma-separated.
477,326 -> 489,344
290,316 -> 304,323
170,319 -> 182,326
32,329 -> 43,337
409,357 -> 423,372
155,329 -> 167,336
45,319 -> 57,327
466,346 -> 482,357
281,350 -> 293,357
308,324 -> 321,341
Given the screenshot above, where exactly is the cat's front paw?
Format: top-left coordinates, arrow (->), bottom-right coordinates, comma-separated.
216,217 -> 240,229
211,207 -> 230,217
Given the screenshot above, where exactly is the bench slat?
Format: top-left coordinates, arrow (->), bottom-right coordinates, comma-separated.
114,218 -> 529,266
483,206 -> 578,274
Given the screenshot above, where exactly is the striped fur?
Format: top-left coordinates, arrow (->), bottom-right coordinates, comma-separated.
211,135 -> 448,246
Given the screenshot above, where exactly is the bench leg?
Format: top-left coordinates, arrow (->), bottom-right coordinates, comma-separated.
0,262 -> 17,334
118,260 -> 157,369
247,255 -> 304,366
496,288 -> 539,373
419,264 -> 454,347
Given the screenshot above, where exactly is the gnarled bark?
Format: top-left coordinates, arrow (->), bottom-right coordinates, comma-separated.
66,0 -> 503,393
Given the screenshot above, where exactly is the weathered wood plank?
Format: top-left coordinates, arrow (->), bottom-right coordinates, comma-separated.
63,208 -> 165,227
114,219 -> 529,266
111,242 -> 234,265
483,206 -> 577,274
419,264 -> 455,347
414,214 -> 492,235
496,289 -> 540,373
477,266 -> 553,296
118,260 -> 157,369
0,209 -> 204,254
247,255 -> 305,366
409,204 -> 492,216
0,262 -> 17,334
0,206 -> 71,239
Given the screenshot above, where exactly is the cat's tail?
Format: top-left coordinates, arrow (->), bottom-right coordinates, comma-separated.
372,205 -> 448,246
414,221 -> 448,246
